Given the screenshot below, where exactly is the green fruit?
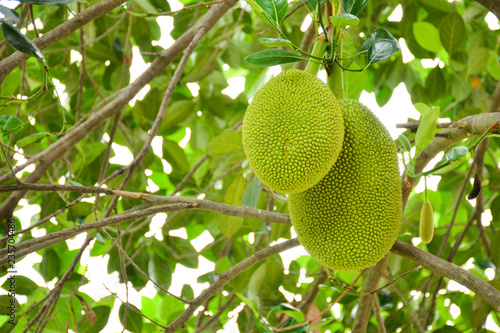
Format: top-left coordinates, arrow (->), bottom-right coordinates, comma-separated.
242,69 -> 344,194
288,99 -> 402,271
420,201 -> 434,244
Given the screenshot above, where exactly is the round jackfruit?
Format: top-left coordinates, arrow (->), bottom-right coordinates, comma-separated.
242,69 -> 344,194
288,99 -> 402,271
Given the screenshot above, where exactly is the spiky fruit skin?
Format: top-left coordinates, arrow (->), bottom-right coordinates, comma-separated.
242,69 -> 344,194
419,201 -> 434,244
288,99 -> 402,271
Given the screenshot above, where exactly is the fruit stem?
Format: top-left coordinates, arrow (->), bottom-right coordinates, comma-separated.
305,35 -> 328,76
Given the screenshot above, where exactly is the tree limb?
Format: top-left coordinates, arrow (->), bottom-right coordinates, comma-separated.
391,240 -> 500,312
0,0 -> 129,84
474,0 -> 500,21
163,238 -> 301,333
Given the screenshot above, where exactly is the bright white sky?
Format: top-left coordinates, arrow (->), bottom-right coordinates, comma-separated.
2,2 -> 500,332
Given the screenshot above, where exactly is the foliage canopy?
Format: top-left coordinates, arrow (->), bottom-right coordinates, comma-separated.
0,0 -> 499,332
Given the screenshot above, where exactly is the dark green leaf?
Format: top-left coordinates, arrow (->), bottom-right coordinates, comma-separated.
76,306 -> 111,333
359,28 -> 400,65
1,276 -> 39,296
341,0 -> 367,15
244,49 -> 308,67
0,295 -> 20,315
119,303 -> 143,333
418,0 -> 451,12
330,13 -> 359,28
163,140 -> 190,171
241,176 -> 263,208
440,11 -> 466,56
445,146 -> 469,162
254,0 -> 288,24
413,22 -> 442,53
18,0 -> 77,5
39,248 -> 61,282
0,5 -> 19,25
425,67 -> 446,102
1,21 -> 45,62
307,0 -> 326,12
0,115 -> 23,136
414,106 -> 439,157
163,100 -> 196,127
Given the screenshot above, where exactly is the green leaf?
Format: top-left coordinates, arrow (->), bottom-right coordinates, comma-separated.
311,318 -> 337,331
162,100 -> 196,127
307,0 -> 326,12
418,0 -> 451,12
247,263 -> 266,301
267,303 -> 305,323
119,303 -> 143,333
440,11 -> 466,56
467,47 -> 489,75
163,140 -> 190,171
341,0 -> 367,15
0,295 -> 20,315
0,115 -> 23,136
16,132 -> 52,148
244,49 -> 308,67
254,0 -> 288,24
236,292 -> 259,315
1,276 -> 39,296
76,306 -> 111,333
206,130 -> 242,156
425,67 -> 446,102
337,30 -> 357,69
414,102 -> 430,116
219,174 -> 246,238
491,231 -> 500,267
39,248 -> 61,282
398,134 -> 411,152
18,0 -> 78,5
432,151 -> 471,175
1,21 -> 45,63
413,22 -> 442,53
259,38 -> 296,50
330,13 -> 359,29
445,146 -> 469,162
0,5 -> 19,25
359,28 -> 400,65
241,176 -> 263,208
414,106 -> 440,157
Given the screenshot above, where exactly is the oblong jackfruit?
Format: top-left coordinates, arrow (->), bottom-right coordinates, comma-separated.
242,69 -> 344,194
288,99 -> 402,271
419,201 -> 434,244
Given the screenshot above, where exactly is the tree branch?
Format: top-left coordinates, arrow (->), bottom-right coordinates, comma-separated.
0,0 -> 129,84
474,0 -> 500,21
390,240 -> 500,311
0,0 -> 238,226
163,238 -> 301,332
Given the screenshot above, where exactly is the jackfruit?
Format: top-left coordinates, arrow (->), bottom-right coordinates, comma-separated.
242,69 -> 344,194
288,99 -> 402,271
419,201 -> 434,244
